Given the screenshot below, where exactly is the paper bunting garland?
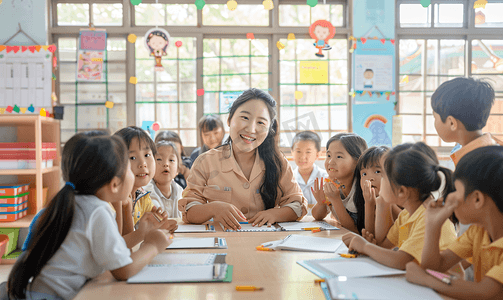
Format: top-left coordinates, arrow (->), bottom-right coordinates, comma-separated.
474,0 -> 487,9
6,106 -> 13,113
353,91 -> 395,101
0,108 -> 5,114
28,105 -> 35,113
13,105 -> 20,113
40,108 -> 46,117
20,107 -> 27,114
0,45 -> 56,53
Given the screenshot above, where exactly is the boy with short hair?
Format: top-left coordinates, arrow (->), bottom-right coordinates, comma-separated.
405,146 -> 503,299
291,131 -> 327,211
431,77 -> 503,166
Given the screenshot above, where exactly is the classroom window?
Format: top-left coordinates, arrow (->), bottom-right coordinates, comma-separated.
399,3 -> 431,28
202,5 -> 269,26
279,4 -> 344,27
92,3 -> 123,26
278,38 -> 348,148
58,37 -> 127,143
134,3 -> 197,26
57,3 -> 90,26
135,36 -> 198,147
434,3 -> 464,28
475,2 -> 503,27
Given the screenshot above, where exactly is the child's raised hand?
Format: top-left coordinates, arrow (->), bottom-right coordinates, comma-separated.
362,180 -> 377,205
323,180 -> 341,202
143,229 -> 170,253
311,178 -> 326,204
342,232 -> 367,253
362,228 -> 377,245
425,196 -> 459,229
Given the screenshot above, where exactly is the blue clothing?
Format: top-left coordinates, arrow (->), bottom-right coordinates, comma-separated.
22,209 -> 45,251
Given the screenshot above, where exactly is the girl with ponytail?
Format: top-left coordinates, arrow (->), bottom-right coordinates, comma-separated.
3,133 -> 171,300
178,88 -> 308,230
342,142 -> 458,270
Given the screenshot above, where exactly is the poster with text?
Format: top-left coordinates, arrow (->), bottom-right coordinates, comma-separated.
76,51 -> 105,82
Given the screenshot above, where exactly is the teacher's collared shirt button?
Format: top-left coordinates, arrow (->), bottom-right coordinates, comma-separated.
243,182 -> 250,189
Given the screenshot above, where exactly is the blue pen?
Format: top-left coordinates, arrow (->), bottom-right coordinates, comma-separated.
239,222 -> 249,224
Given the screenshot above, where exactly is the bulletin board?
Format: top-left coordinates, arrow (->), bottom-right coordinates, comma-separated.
0,46 -> 53,109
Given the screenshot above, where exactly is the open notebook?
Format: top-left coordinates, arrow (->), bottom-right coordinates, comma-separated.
175,224 -> 215,233
322,277 -> 443,300
167,237 -> 227,249
298,256 -> 406,278
277,221 -> 339,231
261,235 -> 344,253
225,223 -> 281,232
127,253 -> 232,284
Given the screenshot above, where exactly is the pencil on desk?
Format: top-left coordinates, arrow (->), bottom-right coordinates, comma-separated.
236,286 -> 264,291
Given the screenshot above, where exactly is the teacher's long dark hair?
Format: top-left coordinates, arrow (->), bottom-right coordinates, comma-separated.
225,88 -> 283,210
8,133 -> 128,299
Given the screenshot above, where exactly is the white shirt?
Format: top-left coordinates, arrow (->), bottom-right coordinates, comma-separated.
145,179 -> 183,219
30,195 -> 132,300
293,164 -> 329,206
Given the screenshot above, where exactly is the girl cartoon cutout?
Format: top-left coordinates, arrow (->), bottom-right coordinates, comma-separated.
309,20 -> 336,58
144,28 -> 170,72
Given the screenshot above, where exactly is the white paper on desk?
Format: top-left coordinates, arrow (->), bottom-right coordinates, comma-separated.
167,237 -> 227,249
316,257 -> 406,278
277,221 -> 339,231
149,253 -> 218,266
127,264 -> 220,283
226,223 -> 280,232
274,235 -> 343,253
326,276 -> 442,300
175,224 -> 215,233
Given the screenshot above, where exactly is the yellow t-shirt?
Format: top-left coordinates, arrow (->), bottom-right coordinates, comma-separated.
132,189 -> 154,226
448,225 -> 503,284
387,204 -> 457,263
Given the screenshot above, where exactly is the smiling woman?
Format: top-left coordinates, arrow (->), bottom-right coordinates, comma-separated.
178,88 -> 308,231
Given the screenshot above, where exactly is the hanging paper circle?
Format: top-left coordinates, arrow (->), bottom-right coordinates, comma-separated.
307,0 -> 318,8
197,89 -> 205,96
144,28 -> 171,72
276,41 -> 285,50
247,33 -> 255,40
420,0 -> 431,8
152,122 -> 161,132
175,41 -> 183,48
287,33 -> 296,40
195,0 -> 206,10
294,91 -> 303,100
127,34 -> 137,43
130,0 -> 142,5
227,0 -> 237,11
263,0 -> 274,10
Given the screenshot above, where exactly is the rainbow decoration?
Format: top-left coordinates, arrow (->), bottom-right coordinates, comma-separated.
364,114 -> 388,128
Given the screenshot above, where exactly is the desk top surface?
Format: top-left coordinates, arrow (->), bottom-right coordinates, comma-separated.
74,219 -> 452,300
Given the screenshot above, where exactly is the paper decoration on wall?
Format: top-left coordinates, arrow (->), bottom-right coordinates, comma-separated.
247,33 -> 255,40
13,105 -> 20,113
307,0 -> 318,7
28,105 -> 35,113
77,51 -> 105,81
175,41 -> 182,48
128,34 -> 137,43
105,101 -> 114,109
6,106 -> 13,113
263,0 -> 273,10
287,33 -> 296,40
276,41 -> 285,50
129,76 -> 138,84
227,0 -> 237,11
152,122 -> 161,131
474,0 -> 487,9
195,0 -> 206,10
309,20 -> 335,57
20,107 -> 27,114
364,114 -> 391,146
130,0 -> 142,5
145,28 -> 170,72
299,61 -> 328,84
294,91 -> 303,100
0,108 -> 5,114
197,89 -> 205,96
400,75 -> 409,84
420,0 -> 431,8
40,108 -> 46,117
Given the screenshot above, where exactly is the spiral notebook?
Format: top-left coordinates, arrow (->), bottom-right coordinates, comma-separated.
166,237 -> 227,249
277,221 -> 339,231
225,223 -> 281,232
261,235 -> 344,252
175,224 -> 215,233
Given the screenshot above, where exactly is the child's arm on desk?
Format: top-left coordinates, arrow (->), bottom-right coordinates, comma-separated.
122,208 -> 176,249
342,232 -> 414,270
111,229 -> 171,281
374,195 -> 394,244
406,262 -> 503,300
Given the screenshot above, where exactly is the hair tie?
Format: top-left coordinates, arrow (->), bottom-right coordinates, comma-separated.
434,165 -> 440,172
66,182 -> 76,190
430,171 -> 445,201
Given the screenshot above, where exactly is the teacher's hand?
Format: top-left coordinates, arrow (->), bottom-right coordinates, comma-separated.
210,201 -> 247,231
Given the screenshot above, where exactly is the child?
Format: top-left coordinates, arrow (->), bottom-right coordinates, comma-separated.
406,146 -> 503,299
145,140 -> 183,218
342,142 -> 457,270
352,146 -> 390,235
155,131 -> 192,189
3,134 -> 170,300
311,133 -> 367,233
431,77 -> 502,166
178,88 -> 308,230
190,114 -> 225,164
113,126 -> 177,238
291,131 -> 328,212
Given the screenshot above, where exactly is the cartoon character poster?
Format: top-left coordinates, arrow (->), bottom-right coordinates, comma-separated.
309,20 -> 335,58
144,28 -> 170,72
353,101 -> 395,148
76,51 -> 105,82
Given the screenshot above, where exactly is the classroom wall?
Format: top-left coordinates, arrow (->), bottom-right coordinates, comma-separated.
0,0 -> 47,45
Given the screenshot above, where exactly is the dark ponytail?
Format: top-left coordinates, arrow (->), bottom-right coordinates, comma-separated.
384,142 -> 455,203
225,88 -> 283,209
8,133 -> 128,299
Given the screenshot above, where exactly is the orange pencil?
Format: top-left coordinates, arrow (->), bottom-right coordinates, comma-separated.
256,245 -> 274,251
236,286 -> 264,291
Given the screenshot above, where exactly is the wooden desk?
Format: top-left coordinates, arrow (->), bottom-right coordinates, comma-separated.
74,220 -> 453,300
